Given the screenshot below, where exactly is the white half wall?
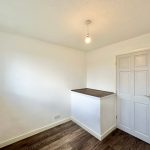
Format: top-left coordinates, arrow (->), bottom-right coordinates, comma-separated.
0,32 -> 86,144
86,33 -> 150,92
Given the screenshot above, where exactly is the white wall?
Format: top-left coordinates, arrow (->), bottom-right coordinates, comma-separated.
87,33 -> 150,92
1,30 -> 150,146
0,32 -> 86,144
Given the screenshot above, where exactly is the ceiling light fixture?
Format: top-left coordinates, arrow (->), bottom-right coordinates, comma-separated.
85,20 -> 92,44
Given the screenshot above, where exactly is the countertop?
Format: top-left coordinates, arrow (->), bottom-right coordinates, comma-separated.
71,88 -> 114,98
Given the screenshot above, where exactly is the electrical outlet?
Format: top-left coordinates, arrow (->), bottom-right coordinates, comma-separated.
54,115 -> 61,120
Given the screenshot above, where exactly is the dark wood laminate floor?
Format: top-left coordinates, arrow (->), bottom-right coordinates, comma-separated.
1,121 -> 150,150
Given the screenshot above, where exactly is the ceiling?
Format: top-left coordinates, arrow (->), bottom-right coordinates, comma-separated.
0,0 -> 150,51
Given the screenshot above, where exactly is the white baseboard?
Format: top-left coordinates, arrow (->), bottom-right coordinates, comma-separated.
71,117 -> 116,141
0,117 -> 70,148
71,117 -> 101,140
100,126 -> 116,140
117,124 -> 150,144
0,117 -> 116,148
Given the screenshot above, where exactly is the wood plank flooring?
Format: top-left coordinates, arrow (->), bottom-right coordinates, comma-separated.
1,121 -> 150,150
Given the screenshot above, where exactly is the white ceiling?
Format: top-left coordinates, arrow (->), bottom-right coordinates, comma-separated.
0,0 -> 150,51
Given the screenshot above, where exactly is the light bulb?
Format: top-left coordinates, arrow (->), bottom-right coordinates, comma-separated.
85,36 -> 91,44
84,20 -> 92,44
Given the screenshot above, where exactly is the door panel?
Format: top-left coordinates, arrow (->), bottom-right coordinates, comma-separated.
134,71 -> 148,96
134,52 -> 148,71
134,102 -> 149,136
119,71 -> 130,94
119,99 -> 131,128
134,54 -> 148,68
119,56 -> 130,70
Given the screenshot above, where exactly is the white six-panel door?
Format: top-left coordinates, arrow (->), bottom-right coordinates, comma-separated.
117,50 -> 150,143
